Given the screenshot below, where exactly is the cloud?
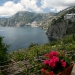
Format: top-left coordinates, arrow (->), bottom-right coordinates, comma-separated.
41,0 -> 75,12
0,0 -> 75,17
0,0 -> 43,17
0,1 -> 25,17
20,0 -> 42,12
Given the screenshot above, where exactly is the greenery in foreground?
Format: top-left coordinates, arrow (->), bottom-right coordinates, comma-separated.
9,34 -> 75,74
0,36 -> 9,66
0,34 -> 75,74
10,34 -> 75,61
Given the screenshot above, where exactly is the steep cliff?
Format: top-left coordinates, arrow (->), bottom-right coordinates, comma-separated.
47,6 -> 75,40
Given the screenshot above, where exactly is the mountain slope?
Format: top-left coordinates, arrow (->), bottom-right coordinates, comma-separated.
0,11 -> 56,27
47,6 -> 75,40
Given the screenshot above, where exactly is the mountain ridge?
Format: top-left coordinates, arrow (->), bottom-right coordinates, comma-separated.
0,11 -> 56,27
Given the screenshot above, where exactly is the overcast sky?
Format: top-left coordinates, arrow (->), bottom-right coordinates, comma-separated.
0,0 -> 75,17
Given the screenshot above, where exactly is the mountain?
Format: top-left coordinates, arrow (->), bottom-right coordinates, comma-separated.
0,18 -> 7,27
0,11 -> 56,27
47,6 -> 75,40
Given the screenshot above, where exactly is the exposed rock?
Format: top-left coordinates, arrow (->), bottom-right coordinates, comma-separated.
47,20 -> 67,40
47,6 -> 75,40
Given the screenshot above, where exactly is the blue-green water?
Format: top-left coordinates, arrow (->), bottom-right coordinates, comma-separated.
0,27 -> 49,52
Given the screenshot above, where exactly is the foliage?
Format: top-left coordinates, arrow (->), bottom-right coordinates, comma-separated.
28,43 -> 39,48
8,34 -> 75,74
18,62 -> 23,67
10,34 -> 75,63
0,36 -> 9,65
66,44 -> 75,51
49,41 -> 56,46
66,23 -> 75,34
12,50 -> 27,61
22,68 -> 27,73
72,55 -> 75,61
62,36 -> 73,44
0,71 -> 3,75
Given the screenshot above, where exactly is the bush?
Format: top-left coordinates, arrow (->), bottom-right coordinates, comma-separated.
50,41 -> 56,46
0,71 -> 3,75
13,52 -> 26,61
0,36 -> 9,65
63,36 -> 73,44
29,43 -> 39,48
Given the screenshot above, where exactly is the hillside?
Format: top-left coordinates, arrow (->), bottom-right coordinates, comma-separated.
47,6 -> 75,40
0,11 -> 56,27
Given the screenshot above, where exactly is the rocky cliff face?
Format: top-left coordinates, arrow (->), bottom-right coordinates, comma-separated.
47,20 -> 67,40
47,6 -> 75,40
47,18 -> 75,40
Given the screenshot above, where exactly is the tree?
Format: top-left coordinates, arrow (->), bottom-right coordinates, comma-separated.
0,36 -> 9,65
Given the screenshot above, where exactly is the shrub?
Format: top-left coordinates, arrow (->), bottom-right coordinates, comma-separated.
50,41 -> 56,46
28,43 -> 39,48
13,52 -> 26,61
0,36 -> 9,65
66,44 -> 75,51
63,36 -> 73,44
0,71 -> 3,75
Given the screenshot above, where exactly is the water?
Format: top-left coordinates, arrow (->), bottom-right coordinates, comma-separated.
0,27 -> 49,52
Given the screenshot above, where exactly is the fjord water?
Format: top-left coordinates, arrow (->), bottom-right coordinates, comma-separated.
0,27 -> 49,52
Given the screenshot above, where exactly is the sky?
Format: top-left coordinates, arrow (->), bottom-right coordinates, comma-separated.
0,0 -> 75,17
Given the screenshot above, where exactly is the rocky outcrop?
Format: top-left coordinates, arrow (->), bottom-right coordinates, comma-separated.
47,20 -> 66,40
47,6 -> 75,40
47,18 -> 75,40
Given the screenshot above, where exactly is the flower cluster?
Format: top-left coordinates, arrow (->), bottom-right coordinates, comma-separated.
43,51 -> 70,74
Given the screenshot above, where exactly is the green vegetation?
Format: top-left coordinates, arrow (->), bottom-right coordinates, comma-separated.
10,44 -> 51,62
0,34 -> 75,74
8,34 -> 75,74
66,22 -> 75,34
0,36 -> 9,66
10,34 -> 75,63
0,71 -> 3,75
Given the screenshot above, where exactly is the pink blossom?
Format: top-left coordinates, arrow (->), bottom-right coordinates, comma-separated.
43,51 -> 67,71
49,56 -> 59,68
44,60 -> 49,65
49,51 -> 59,59
61,60 -> 66,68
52,56 -> 59,63
49,60 -> 56,68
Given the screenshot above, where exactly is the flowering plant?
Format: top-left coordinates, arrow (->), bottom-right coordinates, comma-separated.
42,51 -> 72,74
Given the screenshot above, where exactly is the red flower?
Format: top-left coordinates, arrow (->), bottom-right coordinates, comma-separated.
61,60 -> 66,68
44,60 -> 49,65
49,51 -> 59,59
42,51 -> 72,74
49,60 -> 56,68
49,56 -> 59,69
